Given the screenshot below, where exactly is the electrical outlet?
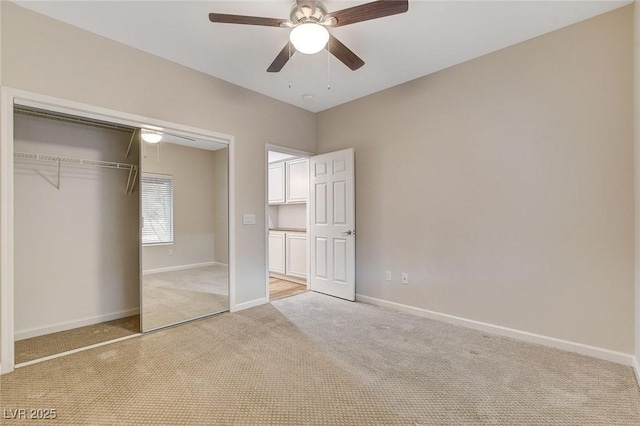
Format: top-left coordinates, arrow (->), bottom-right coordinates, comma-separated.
401,273 -> 409,284
385,271 -> 392,281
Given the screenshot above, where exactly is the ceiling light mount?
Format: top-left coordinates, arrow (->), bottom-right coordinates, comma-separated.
288,1 -> 331,55
141,129 -> 162,144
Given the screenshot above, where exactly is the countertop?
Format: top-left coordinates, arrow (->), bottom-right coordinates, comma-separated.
269,228 -> 307,233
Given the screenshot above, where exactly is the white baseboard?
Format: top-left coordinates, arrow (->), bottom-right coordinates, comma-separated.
143,261 -> 216,275
633,356 -> 640,386
15,308 -> 140,341
356,294 -> 635,367
233,297 -> 267,312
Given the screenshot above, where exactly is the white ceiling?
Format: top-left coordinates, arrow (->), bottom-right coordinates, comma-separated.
13,1 -> 631,113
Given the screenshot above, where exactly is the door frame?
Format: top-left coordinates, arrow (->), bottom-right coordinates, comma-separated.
264,144 -> 314,302
0,87 -> 236,374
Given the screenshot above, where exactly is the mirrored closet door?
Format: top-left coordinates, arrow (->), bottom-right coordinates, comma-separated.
140,134 -> 229,331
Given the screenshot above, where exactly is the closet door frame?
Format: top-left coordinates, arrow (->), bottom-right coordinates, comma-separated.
0,87 -> 236,374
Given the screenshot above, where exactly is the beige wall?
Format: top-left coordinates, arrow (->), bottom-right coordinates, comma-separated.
317,6 -> 634,353
0,2 -> 316,309
13,114 -> 139,337
142,143 -> 224,272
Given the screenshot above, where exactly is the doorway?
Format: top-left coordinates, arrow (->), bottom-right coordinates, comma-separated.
265,146 -> 357,304
265,146 -> 311,302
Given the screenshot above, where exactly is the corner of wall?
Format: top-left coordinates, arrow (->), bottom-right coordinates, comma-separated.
634,0 -> 640,371
0,0 -> 3,371
633,356 -> 640,387
0,0 -> 3,86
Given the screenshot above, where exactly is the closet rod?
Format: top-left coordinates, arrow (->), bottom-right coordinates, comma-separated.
14,152 -> 139,193
14,152 -> 138,171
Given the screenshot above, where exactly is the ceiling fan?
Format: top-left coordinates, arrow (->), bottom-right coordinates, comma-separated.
209,0 -> 409,73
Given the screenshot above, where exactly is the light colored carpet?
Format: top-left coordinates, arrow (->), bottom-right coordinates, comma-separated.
269,277 -> 307,301
142,265 -> 228,330
14,316 -> 140,364
2,292 -> 639,425
144,265 -> 229,295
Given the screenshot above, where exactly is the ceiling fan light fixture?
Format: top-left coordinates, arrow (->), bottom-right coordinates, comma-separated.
141,129 -> 162,144
289,22 -> 329,55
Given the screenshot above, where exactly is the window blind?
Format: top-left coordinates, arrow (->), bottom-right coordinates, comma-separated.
141,173 -> 173,245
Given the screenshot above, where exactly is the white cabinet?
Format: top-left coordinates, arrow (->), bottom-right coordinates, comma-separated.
269,230 -> 307,280
268,162 -> 285,204
268,231 -> 286,275
286,158 -> 308,204
269,158 -> 308,205
285,232 -> 307,279
268,158 -> 308,281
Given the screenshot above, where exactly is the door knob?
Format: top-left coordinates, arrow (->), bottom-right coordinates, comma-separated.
341,230 -> 355,236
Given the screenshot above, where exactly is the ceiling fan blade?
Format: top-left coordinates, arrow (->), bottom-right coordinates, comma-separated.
327,35 -> 365,71
267,42 -> 296,73
296,0 -> 316,16
209,13 -> 289,27
327,0 -> 408,27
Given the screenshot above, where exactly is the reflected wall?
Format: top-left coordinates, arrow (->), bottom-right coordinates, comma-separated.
140,139 -> 228,331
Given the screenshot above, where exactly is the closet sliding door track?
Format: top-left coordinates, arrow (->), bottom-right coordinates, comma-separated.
14,105 -> 136,133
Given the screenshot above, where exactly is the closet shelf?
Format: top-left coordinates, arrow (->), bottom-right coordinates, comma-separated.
15,151 -> 138,170
14,151 -> 139,193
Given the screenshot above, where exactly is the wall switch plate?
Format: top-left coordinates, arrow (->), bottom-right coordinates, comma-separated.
242,214 -> 256,225
169,248 -> 173,256
401,273 -> 409,284
385,271 -> 392,281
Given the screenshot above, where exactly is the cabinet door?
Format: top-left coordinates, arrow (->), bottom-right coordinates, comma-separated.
286,158 -> 308,203
268,231 -> 286,274
268,162 -> 286,204
286,232 -> 307,279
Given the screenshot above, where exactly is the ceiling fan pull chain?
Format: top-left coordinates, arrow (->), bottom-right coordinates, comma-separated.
327,45 -> 331,91
289,42 -> 293,89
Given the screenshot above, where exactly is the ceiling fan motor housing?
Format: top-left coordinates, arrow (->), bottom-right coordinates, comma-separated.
290,1 -> 328,25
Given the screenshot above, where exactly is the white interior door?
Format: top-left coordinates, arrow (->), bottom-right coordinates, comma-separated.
308,148 -> 355,301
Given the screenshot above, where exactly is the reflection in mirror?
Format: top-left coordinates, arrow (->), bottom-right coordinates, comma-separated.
140,135 -> 228,331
